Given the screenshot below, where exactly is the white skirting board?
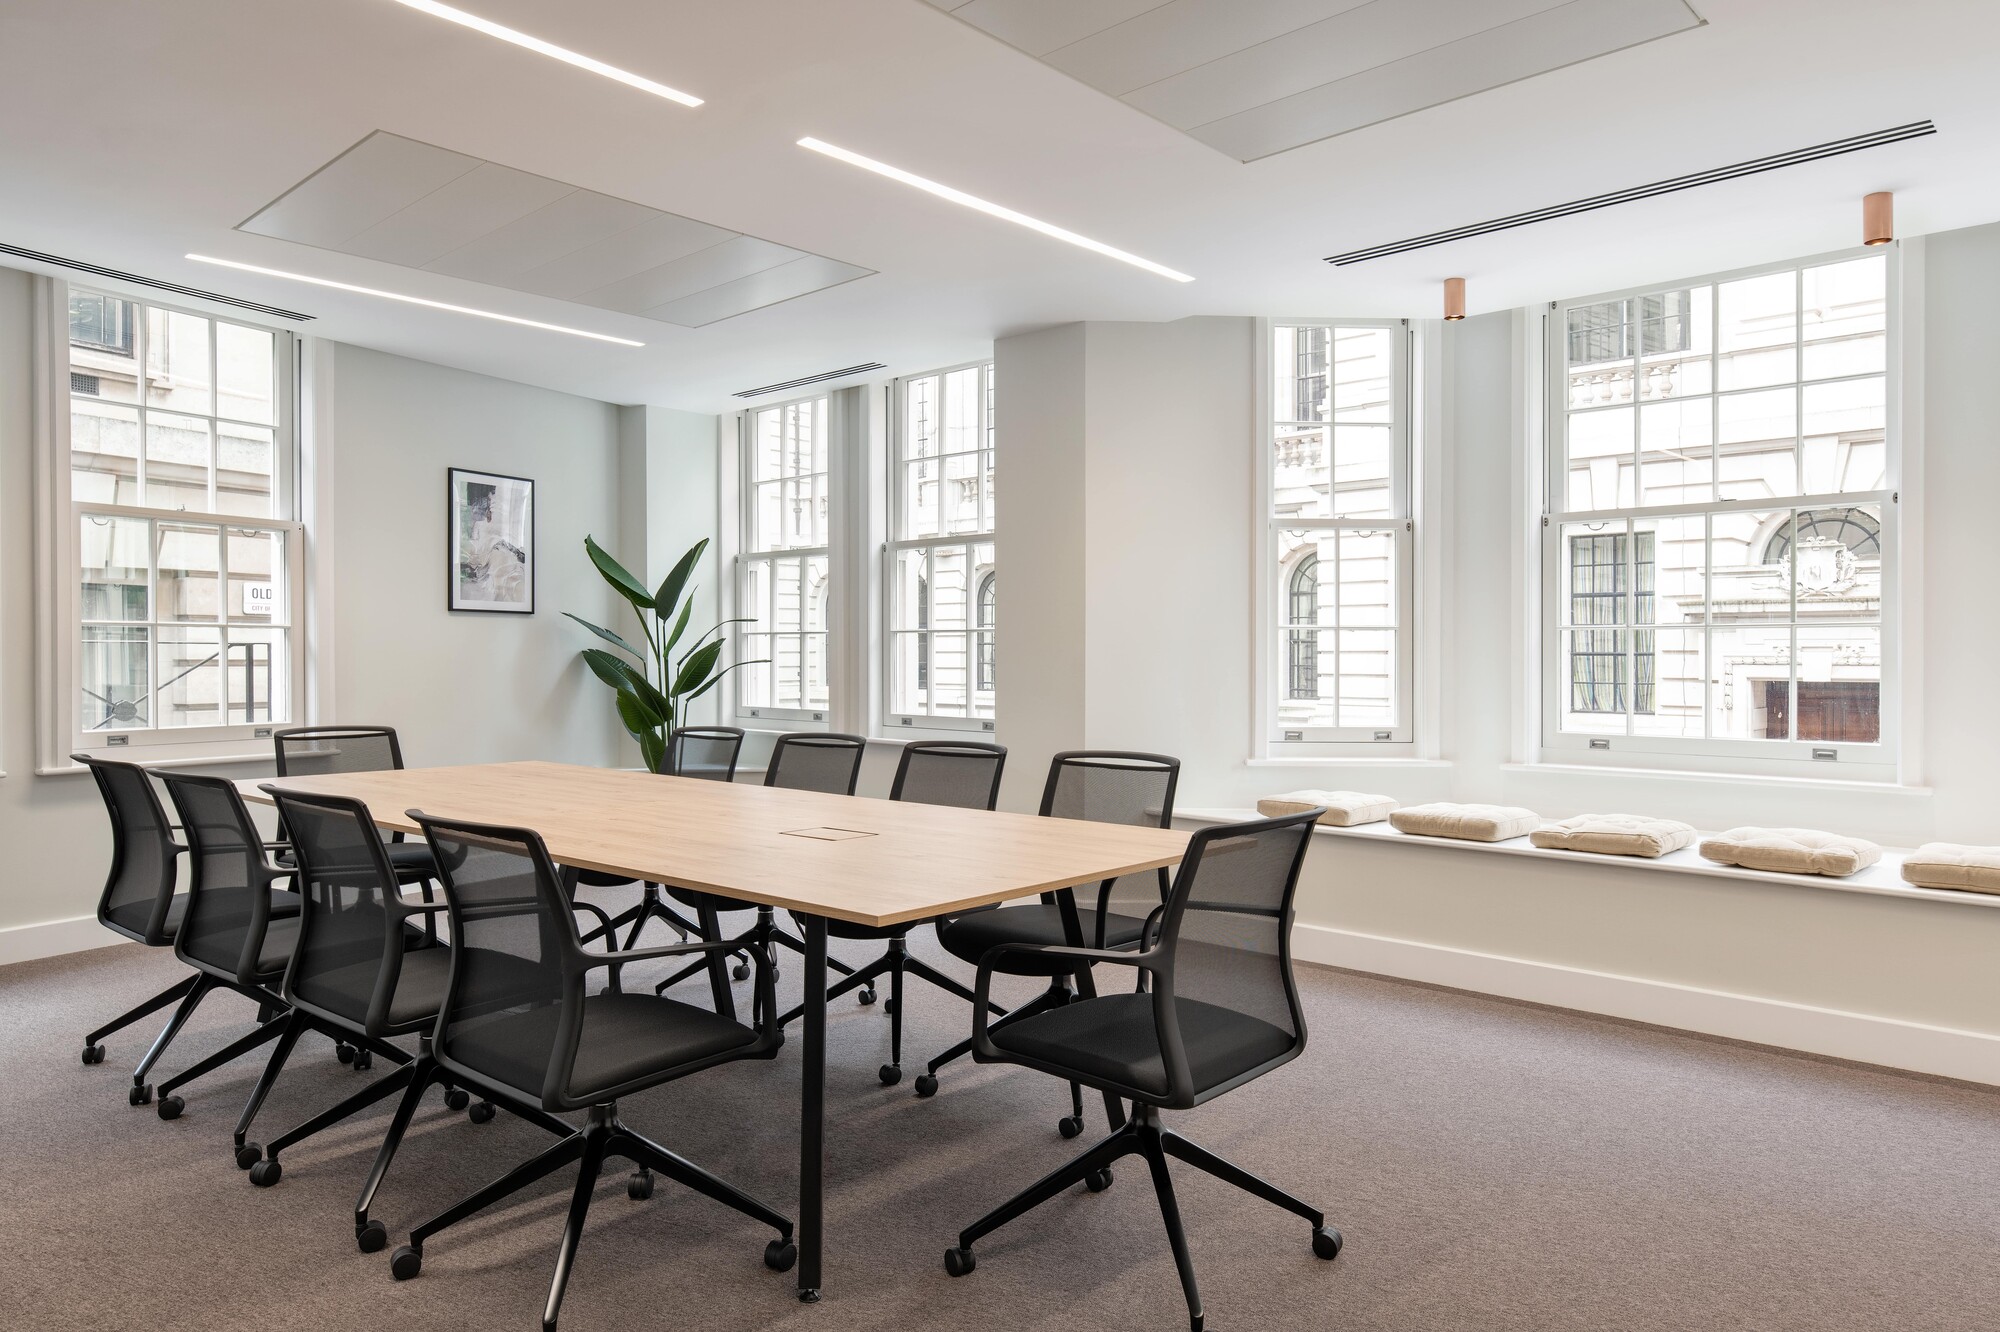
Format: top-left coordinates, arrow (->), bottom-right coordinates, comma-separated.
1297,922 -> 2000,1087
0,914 -> 125,968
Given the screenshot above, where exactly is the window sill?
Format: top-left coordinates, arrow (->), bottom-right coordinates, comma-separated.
1175,807 -> 1993,910
1247,757 -> 1453,769
37,751 -> 276,776
1503,762 -> 1931,798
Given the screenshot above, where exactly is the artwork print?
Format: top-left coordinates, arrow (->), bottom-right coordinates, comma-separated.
449,468 -> 535,613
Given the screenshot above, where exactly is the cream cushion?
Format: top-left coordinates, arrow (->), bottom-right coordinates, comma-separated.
1901,843 -> 2000,895
1529,814 -> 1698,859
1697,827 -> 1881,877
1255,790 -> 1398,827
1389,803 -> 1541,843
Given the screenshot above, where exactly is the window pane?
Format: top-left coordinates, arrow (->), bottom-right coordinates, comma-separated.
943,367 -> 980,453
81,514 -> 149,622
1336,628 -> 1395,727
738,633 -> 771,709
216,322 -> 276,424
1335,529 -> 1395,627
227,527 -> 285,623
1716,389 -> 1797,498
1637,400 -> 1713,507
217,422 -> 275,517
69,293 -> 139,403
144,412 -> 213,511
1331,426 -> 1392,517
224,627 -> 287,725
905,375 -> 940,460
81,625 -> 149,730
1802,256 -> 1886,380
145,307 -> 213,415
71,398 -> 141,505
1801,378 -> 1886,493
1274,326 -> 1329,423
1708,509 -> 1790,619
1631,627 -> 1704,737
1717,271 -> 1797,391
1559,628 -> 1632,734
1793,625 -> 1881,743
155,522 -> 220,622
1643,514 -> 1706,625
156,625 -> 222,729
1709,624 -> 1796,740
1273,425 -> 1330,520
1332,327 -> 1393,422
1566,407 -> 1635,510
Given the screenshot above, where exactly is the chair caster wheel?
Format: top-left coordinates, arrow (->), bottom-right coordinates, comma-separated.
81,1044 -> 105,1065
235,1143 -> 262,1170
944,1246 -> 976,1277
628,1169 -> 655,1201
351,1049 -> 372,1071
157,1095 -> 184,1121
883,998 -> 897,1015
857,986 -> 877,1005
467,1100 -> 496,1124
1312,1226 -> 1343,1260
765,1238 -> 797,1272
1085,1169 -> 1113,1193
249,1159 -> 282,1187
335,1042 -> 355,1065
443,1087 -> 470,1112
731,961 -> 751,982
913,1074 -> 938,1098
128,1084 -> 153,1107
1058,1115 -> 1084,1139
357,1220 -> 388,1253
878,1063 -> 901,1086
390,1245 -> 422,1280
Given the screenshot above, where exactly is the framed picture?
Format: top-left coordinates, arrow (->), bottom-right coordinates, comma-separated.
448,467 -> 535,613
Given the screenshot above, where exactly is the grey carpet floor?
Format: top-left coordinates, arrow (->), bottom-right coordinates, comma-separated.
3,908 -> 1997,1332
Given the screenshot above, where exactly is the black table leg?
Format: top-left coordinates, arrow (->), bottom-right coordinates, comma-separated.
799,913 -> 826,1302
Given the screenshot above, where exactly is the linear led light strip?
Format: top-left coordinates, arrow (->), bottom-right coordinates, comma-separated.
797,137 -> 1192,283
186,255 -> 645,346
387,0 -> 702,106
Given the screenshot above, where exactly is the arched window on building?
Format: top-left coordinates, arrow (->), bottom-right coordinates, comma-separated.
975,572 -> 995,693
1287,555 -> 1318,700
1761,506 -> 1882,564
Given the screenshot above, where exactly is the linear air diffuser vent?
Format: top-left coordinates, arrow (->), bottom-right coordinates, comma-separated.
733,363 -> 886,399
0,241 -> 316,319
1324,120 -> 1937,266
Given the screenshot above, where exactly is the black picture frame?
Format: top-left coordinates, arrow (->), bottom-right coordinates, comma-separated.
448,467 -> 535,614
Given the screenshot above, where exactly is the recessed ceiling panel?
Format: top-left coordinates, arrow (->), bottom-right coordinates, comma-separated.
924,0 -> 1703,161
239,131 -> 874,326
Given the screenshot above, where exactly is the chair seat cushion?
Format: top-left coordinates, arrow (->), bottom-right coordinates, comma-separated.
1390,802 -> 1542,842
1901,843 -> 2000,895
296,944 -> 457,1033
1530,814 -> 1698,859
1256,790 -> 1398,827
991,992 -> 1293,1100
1698,827 -> 1881,878
939,905 -> 1150,973
447,992 -> 757,1103
254,915 -> 300,978
105,893 -> 188,941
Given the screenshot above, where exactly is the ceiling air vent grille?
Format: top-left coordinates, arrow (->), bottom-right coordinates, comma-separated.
733,363 -> 886,399
1324,120 -> 1937,266
0,241 -> 316,319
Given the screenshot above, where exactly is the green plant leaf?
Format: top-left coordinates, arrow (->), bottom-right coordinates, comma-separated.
677,618 -> 754,666
638,727 -> 667,775
683,657 -> 761,704
671,639 -> 727,696
661,597 -> 696,657
563,612 -> 641,660
581,647 -> 643,693
651,540 -> 707,622
615,685 -> 663,737
584,535 -> 653,610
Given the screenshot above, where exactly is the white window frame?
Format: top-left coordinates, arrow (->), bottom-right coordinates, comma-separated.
1254,318 -> 1418,752
1538,247 -> 1903,782
883,359 -> 997,735
34,275 -> 311,770
731,392 -> 833,727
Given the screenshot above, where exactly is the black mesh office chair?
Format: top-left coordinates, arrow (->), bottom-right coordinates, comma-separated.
943,809 -> 1340,1332
274,725 -> 440,892
388,811 -> 795,1330
652,732 -> 867,1006
777,741 -> 1007,1087
241,789 -> 577,1249
574,726 -> 746,956
148,772 -> 304,1126
74,754 -> 197,1100
914,751 -> 1180,1136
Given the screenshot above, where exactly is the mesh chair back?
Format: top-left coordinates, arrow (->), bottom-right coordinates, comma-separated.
1040,750 -> 1180,928
75,754 -> 180,944
765,733 -> 866,794
272,790 -> 405,1028
161,773 -> 274,980
667,726 -> 745,782
272,726 -> 406,777
890,741 -> 1007,811
1155,811 -> 1318,1097
414,814 -> 570,1100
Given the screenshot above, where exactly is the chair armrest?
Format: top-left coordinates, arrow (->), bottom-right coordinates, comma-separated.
582,938 -> 742,968
971,940 -> 1158,1054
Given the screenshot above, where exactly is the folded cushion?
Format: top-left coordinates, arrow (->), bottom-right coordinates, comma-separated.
1255,790 -> 1398,827
1698,827 -> 1881,877
1530,814 -> 1698,859
1389,802 -> 1541,842
1900,843 -> 2000,895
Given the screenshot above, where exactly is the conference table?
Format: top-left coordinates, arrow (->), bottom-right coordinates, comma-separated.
239,760 -> 1190,1303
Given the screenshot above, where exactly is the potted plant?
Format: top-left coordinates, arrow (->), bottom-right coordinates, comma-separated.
567,536 -> 756,773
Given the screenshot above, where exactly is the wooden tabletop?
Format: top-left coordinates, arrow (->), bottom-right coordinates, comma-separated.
238,761 -> 1189,928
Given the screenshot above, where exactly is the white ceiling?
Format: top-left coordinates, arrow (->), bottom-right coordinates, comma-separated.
1,0 -> 1995,412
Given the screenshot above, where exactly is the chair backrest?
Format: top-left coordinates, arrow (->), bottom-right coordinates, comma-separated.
1040,751 -> 1179,827
159,772 -> 278,983
889,740 -> 1007,811
268,788 -> 413,1033
1151,809 -> 1319,1106
272,725 -> 406,777
409,811 -> 573,1105
667,726 -> 745,783
73,753 -> 180,945
764,732 -> 866,795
